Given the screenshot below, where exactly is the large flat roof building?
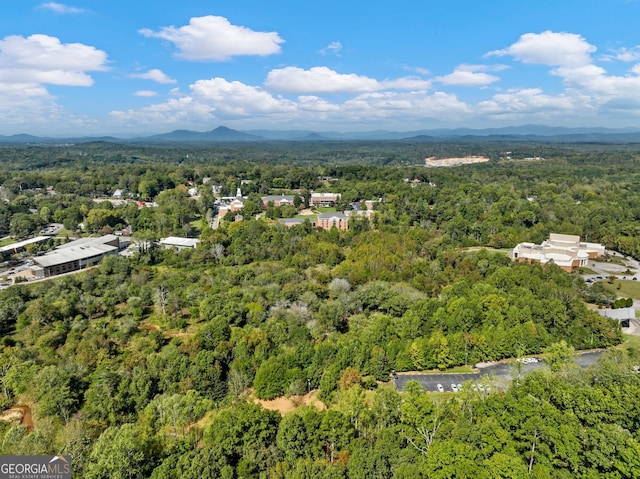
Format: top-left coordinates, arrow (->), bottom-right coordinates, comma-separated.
512,233 -> 605,272
31,235 -> 120,278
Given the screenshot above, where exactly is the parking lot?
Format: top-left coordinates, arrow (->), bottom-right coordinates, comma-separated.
393,351 -> 603,392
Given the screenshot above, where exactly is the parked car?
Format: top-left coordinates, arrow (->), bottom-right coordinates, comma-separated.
437,384 -> 444,392
451,384 -> 458,392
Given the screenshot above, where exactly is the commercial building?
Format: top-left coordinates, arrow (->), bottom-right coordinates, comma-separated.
512,233 -> 605,272
159,236 -> 200,250
31,235 -> 120,278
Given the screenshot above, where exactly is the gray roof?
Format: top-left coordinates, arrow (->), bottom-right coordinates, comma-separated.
597,307 -> 636,320
58,234 -> 119,250
317,212 -> 348,220
33,235 -> 119,268
34,243 -> 117,267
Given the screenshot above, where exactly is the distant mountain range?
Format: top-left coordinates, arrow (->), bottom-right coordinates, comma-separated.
2,124 -> 640,144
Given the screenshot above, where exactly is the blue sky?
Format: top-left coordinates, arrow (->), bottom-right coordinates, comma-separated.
2,0 -> 640,135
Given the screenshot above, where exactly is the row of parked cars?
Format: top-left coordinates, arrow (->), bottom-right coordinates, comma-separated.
516,357 -> 541,364
436,383 -> 492,393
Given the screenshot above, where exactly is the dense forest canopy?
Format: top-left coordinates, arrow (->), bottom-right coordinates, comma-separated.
0,140 -> 638,477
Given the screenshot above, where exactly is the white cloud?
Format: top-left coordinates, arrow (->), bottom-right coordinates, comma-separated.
319,41 -> 343,56
437,64 -> 500,86
343,91 -> 471,121
0,34 -> 107,84
381,77 -> 432,90
190,78 -> 295,116
39,2 -> 85,14
0,34 -> 107,134
129,69 -> 176,84
488,31 -> 596,67
139,15 -> 284,61
601,46 -> 640,62
109,76 -> 469,130
134,90 -> 158,97
477,88 -> 582,116
265,66 -> 431,94
265,66 -> 380,93
553,63 -> 640,100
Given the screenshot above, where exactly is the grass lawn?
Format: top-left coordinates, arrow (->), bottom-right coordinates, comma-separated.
0,237 -> 14,247
599,280 -> 640,300
578,267 -> 598,275
315,207 -> 337,213
621,334 -> 640,352
190,218 -> 208,231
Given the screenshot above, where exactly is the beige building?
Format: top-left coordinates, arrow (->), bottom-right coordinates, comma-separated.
316,212 -> 349,231
512,233 -> 605,271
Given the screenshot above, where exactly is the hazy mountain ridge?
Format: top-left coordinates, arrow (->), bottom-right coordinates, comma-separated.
2,125 -> 640,144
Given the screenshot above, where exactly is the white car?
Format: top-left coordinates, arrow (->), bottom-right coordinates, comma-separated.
437,384 -> 444,392
451,384 -> 458,392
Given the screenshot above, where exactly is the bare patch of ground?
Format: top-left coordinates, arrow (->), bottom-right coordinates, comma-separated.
252,390 -> 325,415
0,405 -> 33,431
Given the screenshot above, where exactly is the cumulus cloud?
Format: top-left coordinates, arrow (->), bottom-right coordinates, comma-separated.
0,34 -> 107,86
488,31 -> 596,67
39,2 -> 85,14
319,41 -> 343,56
478,88 -> 583,116
437,64 -> 501,86
190,77 -> 295,116
265,66 -> 380,93
0,34 -> 107,134
264,66 -> 431,94
109,75 -> 470,131
139,15 -> 284,61
129,69 -> 176,84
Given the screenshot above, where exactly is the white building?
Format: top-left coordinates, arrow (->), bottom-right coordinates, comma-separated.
159,237 -> 200,250
512,233 -> 605,272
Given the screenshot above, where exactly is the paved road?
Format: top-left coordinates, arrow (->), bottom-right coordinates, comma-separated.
394,351 -> 604,392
